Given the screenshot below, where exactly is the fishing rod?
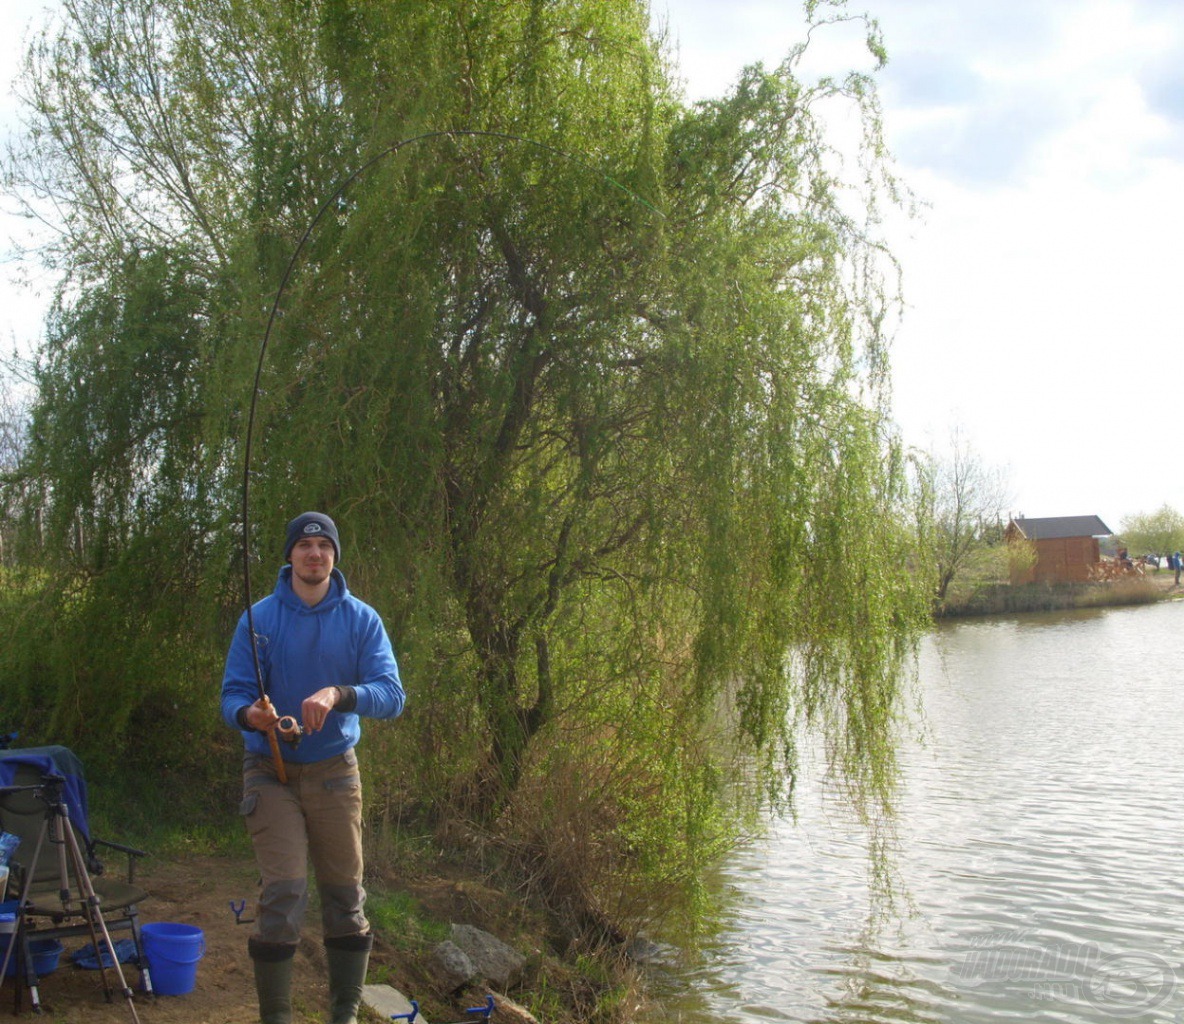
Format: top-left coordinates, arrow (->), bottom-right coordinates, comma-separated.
238,129 -> 661,781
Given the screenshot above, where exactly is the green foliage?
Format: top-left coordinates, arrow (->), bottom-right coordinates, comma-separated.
364,889 -> 449,951
1118,505 -> 1184,558
1,0 -> 932,937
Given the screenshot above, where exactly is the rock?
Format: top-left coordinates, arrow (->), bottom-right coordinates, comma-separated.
429,939 -> 477,992
623,935 -> 671,965
449,924 -> 527,988
363,984 -> 426,1022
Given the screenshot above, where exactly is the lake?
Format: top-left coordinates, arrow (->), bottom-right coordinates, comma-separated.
645,600 -> 1184,1023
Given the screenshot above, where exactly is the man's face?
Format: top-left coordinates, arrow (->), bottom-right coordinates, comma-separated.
289,536 -> 336,587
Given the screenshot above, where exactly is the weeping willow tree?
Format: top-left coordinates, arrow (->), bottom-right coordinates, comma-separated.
1,0 -> 933,933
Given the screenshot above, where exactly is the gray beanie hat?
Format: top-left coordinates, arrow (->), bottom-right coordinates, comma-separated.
284,511 -> 341,562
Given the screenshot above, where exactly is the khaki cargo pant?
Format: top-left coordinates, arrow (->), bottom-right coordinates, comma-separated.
240,750 -> 368,946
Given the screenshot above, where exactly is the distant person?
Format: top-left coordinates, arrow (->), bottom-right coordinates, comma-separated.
1174,551 -> 1181,585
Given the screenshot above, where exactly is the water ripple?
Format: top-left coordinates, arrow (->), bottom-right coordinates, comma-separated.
644,602 -> 1184,1024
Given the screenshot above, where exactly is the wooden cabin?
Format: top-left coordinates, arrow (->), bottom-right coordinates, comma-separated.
1004,515 -> 1112,585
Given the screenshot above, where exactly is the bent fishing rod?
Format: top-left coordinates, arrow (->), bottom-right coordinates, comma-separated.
238,129 -> 662,782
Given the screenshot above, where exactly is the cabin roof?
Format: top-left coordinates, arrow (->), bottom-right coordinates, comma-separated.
1008,515 -> 1112,540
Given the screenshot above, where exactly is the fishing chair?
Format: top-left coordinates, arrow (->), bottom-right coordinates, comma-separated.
0,746 -> 152,1019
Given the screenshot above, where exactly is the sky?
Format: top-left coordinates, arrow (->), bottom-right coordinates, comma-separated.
0,1 -> 1181,533
654,0 -> 1184,533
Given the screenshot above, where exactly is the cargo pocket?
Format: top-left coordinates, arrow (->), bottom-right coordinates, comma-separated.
240,789 -> 267,839
322,774 -> 360,794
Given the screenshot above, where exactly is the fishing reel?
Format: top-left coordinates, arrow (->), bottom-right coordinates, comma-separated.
276,715 -> 303,747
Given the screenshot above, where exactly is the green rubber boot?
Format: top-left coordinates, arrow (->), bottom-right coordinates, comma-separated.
249,939 -> 296,1024
325,933 -> 373,1024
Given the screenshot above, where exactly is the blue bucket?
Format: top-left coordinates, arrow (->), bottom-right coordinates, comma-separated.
141,922 -> 204,996
1,935 -> 64,979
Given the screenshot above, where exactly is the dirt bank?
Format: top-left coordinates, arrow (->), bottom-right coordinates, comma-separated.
1,854 -> 379,1024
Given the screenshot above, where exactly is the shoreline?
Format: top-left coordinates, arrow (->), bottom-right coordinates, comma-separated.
938,569 -> 1180,618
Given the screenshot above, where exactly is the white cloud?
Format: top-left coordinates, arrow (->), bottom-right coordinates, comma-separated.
657,0 -> 1184,527
0,0 -> 1181,527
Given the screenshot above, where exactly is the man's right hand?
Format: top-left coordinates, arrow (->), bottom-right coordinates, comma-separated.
244,697 -> 280,732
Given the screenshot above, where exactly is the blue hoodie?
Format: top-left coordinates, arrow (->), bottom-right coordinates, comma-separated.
221,566 -> 405,763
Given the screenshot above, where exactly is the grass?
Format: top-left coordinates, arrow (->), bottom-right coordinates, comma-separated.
364,888 -> 449,951
940,577 -> 1163,617
84,770 -> 251,859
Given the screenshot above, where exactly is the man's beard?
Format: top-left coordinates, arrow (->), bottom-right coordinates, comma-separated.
294,565 -> 330,587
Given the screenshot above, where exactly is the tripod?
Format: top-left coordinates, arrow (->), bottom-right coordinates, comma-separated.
0,775 -> 143,1023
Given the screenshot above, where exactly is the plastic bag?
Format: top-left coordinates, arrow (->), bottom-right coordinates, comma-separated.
0,832 -> 18,868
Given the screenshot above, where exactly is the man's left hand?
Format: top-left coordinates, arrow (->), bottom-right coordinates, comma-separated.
302,686 -> 340,733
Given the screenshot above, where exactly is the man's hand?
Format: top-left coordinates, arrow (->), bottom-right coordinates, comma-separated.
244,697 -> 280,732
302,686 -> 340,734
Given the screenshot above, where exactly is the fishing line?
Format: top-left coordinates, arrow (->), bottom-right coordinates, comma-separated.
239,128 -> 662,701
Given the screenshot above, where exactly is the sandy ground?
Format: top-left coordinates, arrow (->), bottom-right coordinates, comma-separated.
0,854 -> 379,1024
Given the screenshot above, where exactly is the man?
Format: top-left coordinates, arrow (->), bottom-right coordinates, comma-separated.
221,511 -> 405,1024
